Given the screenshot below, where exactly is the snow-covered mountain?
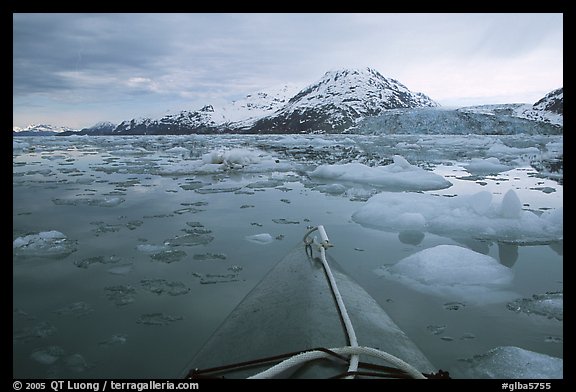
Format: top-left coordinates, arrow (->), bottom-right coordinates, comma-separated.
113,84 -> 300,135
14,72 -> 562,136
111,68 -> 437,134
12,124 -> 75,136
248,68 -> 438,133
459,87 -> 563,127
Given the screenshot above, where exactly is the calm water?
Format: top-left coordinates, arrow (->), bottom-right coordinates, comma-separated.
13,134 -> 563,379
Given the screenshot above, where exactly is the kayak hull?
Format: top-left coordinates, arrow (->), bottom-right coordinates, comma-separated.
182,245 -> 436,378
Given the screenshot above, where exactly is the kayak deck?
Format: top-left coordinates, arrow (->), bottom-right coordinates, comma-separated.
182,238 -> 438,378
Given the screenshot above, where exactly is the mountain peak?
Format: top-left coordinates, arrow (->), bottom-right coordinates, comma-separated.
249,67 -> 438,133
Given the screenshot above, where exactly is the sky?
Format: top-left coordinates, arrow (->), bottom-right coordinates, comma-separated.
13,13 -> 563,129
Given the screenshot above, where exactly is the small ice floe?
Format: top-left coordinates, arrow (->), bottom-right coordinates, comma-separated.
140,279 -> 190,296
136,244 -> 169,253
73,255 -> 121,269
136,313 -> 184,326
13,231 -> 77,259
54,301 -> 94,318
99,334 -> 128,347
107,263 -> 134,275
245,233 -> 274,245
507,291 -> 563,321
52,197 -> 125,207
315,183 -> 347,195
13,321 -> 56,343
193,253 -> 227,261
30,346 -> 65,365
164,231 -> 214,247
463,157 -> 513,175
455,346 -> 563,379
104,285 -> 137,307
150,249 -> 188,263
375,245 -> 516,304
309,155 -> 452,191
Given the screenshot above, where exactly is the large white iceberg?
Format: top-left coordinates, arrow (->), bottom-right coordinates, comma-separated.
353,189 -> 562,243
309,155 -> 452,191
375,245 -> 516,304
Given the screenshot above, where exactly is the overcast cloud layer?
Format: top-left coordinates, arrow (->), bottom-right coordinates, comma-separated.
13,13 -> 563,129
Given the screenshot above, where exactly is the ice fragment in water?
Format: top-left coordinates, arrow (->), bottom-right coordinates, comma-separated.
136,313 -> 184,326
30,346 -> 65,365
54,301 -> 93,317
426,325 -> 447,335
107,263 -> 133,275
140,279 -> 190,296
150,249 -> 188,263
506,291 -> 563,320
105,285 -> 137,306
456,346 -> 562,379
13,321 -> 57,343
99,334 -> 128,346
13,231 -> 76,258
74,255 -> 120,269
245,233 -> 274,244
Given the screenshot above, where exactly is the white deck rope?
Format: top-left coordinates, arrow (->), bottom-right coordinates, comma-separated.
283,225 -> 427,380
318,244 -> 360,378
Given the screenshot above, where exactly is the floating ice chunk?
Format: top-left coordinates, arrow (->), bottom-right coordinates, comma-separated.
245,233 -> 274,245
352,190 -> 563,243
136,313 -> 184,326
63,353 -> 89,373
375,245 -> 516,304
13,231 -> 76,258
165,146 -> 190,155
54,302 -> 93,317
52,197 -> 125,207
30,346 -> 65,365
99,334 -> 128,346
150,249 -> 187,263
456,346 -> 563,379
107,264 -> 133,275
164,231 -> 214,247
105,285 -> 137,306
13,139 -> 30,151
309,155 -> 451,191
195,184 -> 243,194
507,292 -> 563,321
140,279 -> 190,296
499,189 -> 522,218
13,321 -> 57,343
136,244 -> 169,253
202,148 -> 261,166
463,157 -> 513,175
315,183 -> 347,195
74,255 -> 120,269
